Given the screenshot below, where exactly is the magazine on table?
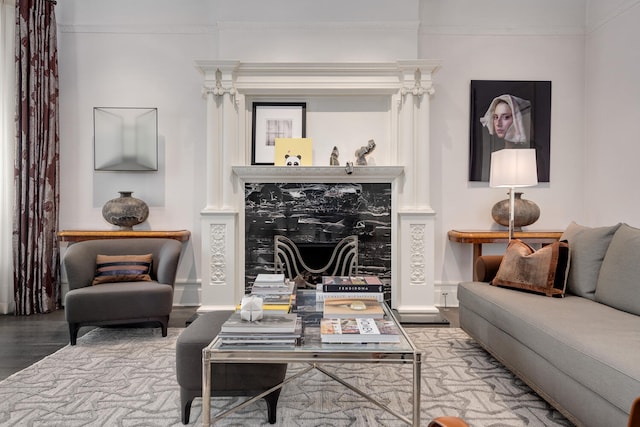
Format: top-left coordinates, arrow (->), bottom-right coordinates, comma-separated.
320,318 -> 400,343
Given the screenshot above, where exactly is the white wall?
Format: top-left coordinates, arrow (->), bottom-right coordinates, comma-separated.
419,0 -> 588,283
56,0 -> 638,305
57,0 -> 215,300
584,0 -> 640,226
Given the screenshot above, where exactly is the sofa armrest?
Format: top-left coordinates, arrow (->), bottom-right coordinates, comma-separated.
474,255 -> 503,282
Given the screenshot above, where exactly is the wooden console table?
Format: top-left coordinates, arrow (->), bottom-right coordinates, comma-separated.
58,229 -> 191,243
448,229 -> 563,280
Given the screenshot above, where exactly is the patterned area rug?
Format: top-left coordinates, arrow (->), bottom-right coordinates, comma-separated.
0,327 -> 573,426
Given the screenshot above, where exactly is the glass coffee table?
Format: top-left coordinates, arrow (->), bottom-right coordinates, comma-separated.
202,290 -> 422,426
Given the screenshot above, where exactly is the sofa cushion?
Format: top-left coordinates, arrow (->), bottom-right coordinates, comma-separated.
595,224 -> 640,315
560,221 -> 621,299
92,254 -> 153,285
491,239 -> 569,297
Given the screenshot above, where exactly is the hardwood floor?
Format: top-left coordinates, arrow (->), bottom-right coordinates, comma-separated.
0,306 -> 459,382
0,306 -> 198,381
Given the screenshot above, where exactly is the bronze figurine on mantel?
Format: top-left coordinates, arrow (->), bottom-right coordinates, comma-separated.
329,146 -> 340,165
355,139 -> 376,165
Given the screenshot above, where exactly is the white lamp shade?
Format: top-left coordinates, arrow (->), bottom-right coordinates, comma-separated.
489,149 -> 538,188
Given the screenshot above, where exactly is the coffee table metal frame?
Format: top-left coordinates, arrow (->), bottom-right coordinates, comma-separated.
202,302 -> 422,426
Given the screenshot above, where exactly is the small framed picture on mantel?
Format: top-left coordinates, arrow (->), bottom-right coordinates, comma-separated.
251,102 -> 306,165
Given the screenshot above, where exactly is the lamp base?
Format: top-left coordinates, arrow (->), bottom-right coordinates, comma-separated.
491,192 -> 540,228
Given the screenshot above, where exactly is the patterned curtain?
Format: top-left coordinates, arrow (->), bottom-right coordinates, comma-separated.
13,0 -> 59,315
1,0 -> 16,315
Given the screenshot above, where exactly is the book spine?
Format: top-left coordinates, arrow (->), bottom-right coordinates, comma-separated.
316,291 -> 383,302
322,284 -> 383,293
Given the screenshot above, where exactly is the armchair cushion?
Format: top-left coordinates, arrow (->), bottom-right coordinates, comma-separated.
65,238 -> 181,291
92,253 -> 153,285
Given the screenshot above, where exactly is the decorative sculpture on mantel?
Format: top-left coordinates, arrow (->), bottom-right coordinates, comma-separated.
329,146 -> 340,165
355,139 -> 376,165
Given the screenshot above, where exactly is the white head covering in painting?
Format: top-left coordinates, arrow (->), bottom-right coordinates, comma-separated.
480,94 -> 532,144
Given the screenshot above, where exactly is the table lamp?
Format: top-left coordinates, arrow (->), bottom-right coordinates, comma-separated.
489,149 -> 538,240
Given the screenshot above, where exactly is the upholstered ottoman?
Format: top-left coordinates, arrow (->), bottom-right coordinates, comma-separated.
175,310 -> 288,424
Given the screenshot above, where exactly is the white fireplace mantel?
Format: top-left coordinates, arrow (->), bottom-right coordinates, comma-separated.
197,60 -> 442,322
196,60 -> 441,96
232,166 -> 404,183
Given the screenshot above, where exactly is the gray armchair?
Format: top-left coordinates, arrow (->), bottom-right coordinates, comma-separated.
63,238 -> 182,345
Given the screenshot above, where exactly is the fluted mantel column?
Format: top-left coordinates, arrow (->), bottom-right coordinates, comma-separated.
197,61 -> 241,312
198,61 -> 240,210
395,61 -> 441,322
397,61 -> 438,211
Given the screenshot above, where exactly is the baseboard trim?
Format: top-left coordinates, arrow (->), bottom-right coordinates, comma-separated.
394,310 -> 449,324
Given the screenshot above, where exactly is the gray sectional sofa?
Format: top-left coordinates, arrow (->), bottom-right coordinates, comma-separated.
458,222 -> 640,427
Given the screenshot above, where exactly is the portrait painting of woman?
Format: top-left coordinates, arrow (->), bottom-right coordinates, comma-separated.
469,80 -> 551,182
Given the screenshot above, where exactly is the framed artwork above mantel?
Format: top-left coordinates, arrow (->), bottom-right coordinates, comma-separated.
251,102 -> 306,165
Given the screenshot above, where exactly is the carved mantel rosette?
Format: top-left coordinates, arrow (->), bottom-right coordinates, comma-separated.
202,69 -> 237,106
400,68 -> 435,99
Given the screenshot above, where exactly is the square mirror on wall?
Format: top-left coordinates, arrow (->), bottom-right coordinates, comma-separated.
94,107 -> 158,171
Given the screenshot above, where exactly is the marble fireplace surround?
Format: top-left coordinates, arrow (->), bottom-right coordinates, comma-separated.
197,60 -> 441,322
240,171 -> 399,304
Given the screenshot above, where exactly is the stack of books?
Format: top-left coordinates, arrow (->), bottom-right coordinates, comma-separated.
247,273 -> 296,313
320,317 -> 400,343
259,293 -> 294,314
218,312 -> 302,346
251,273 -> 294,295
318,277 -> 397,343
235,293 -> 294,314
316,276 -> 384,302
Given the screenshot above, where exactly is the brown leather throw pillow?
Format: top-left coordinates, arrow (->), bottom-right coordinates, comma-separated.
92,254 -> 153,285
491,239 -> 570,297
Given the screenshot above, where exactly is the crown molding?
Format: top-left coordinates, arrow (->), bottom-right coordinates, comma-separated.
217,21 -> 420,32
58,24 -> 215,34
419,24 -> 585,37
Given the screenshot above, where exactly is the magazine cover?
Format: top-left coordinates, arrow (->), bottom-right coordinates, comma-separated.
320,318 -> 399,343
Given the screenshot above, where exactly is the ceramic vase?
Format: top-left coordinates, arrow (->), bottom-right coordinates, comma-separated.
102,191 -> 149,230
491,192 -> 540,230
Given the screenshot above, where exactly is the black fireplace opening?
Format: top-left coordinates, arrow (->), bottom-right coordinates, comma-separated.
244,182 -> 392,304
